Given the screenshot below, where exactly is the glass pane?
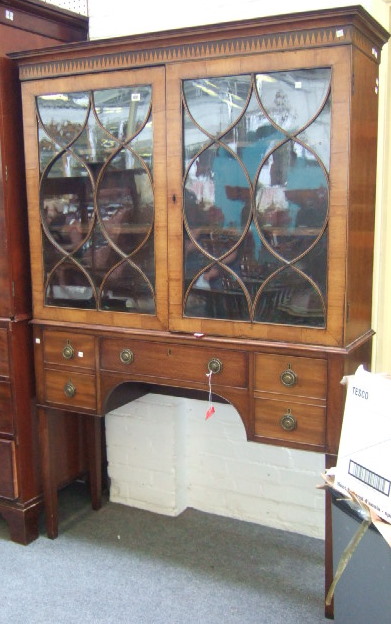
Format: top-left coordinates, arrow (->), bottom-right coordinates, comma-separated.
36,92 -> 89,147
46,261 -> 95,308
41,157 -> 94,254
131,121 -> 153,171
38,127 -> 60,173
256,141 -> 328,262
184,146 -> 248,256
184,109 -> 209,164
183,76 -> 251,137
185,268 -> 250,321
256,68 -> 331,133
98,150 -> 153,255
222,93 -> 284,182
182,68 -> 331,328
37,84 -> 156,314
131,236 -> 155,285
297,94 -> 331,171
71,118 -> 114,167
94,85 -> 151,141
43,233 -> 65,275
255,268 -> 325,326
74,221 -> 121,289
101,261 -> 155,313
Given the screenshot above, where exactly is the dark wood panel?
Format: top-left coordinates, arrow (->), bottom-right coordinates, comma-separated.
0,58 -> 31,318
0,0 -> 87,52
0,380 -> 12,433
0,0 -> 88,545
0,327 -> 9,375
0,438 -> 17,499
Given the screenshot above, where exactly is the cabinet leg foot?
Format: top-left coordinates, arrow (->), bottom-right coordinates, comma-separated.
85,415 -> 102,511
0,501 -> 41,544
38,407 -> 59,539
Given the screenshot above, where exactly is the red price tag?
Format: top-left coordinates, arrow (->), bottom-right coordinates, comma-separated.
205,405 -> 215,420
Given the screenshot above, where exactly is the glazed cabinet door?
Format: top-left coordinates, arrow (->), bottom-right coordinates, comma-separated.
167,48 -> 352,346
22,67 -> 168,330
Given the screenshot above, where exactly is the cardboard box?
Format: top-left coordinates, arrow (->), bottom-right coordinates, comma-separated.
333,366 -> 391,524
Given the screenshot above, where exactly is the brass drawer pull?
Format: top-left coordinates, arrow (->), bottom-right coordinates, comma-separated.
62,341 -> 75,360
280,409 -> 297,432
120,348 -> 134,365
64,381 -> 76,398
280,365 -> 297,387
207,358 -> 223,375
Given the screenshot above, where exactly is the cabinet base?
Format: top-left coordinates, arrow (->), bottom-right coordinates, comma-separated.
0,498 -> 42,544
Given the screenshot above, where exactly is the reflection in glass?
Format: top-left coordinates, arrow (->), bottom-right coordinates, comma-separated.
256,69 -> 331,134
254,267 -> 324,325
98,149 -> 153,255
101,261 -> 155,313
37,84 -> 156,313
37,92 -> 89,148
183,76 -> 251,137
182,68 -> 331,327
41,154 -> 93,254
46,260 -> 95,309
94,86 -> 151,141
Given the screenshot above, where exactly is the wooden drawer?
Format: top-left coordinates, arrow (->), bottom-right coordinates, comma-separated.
0,381 -> 13,434
254,397 -> 325,447
0,328 -> 9,377
43,330 -> 95,371
100,339 -> 248,388
44,368 -> 96,411
0,439 -> 17,500
254,353 -> 327,399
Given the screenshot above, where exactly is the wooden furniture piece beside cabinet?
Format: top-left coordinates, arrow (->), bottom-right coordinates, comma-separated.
0,1 -> 88,543
14,5 -> 388,612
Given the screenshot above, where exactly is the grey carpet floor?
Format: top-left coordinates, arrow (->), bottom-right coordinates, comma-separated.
0,483 -> 329,623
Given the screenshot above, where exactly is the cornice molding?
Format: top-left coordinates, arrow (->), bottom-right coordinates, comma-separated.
13,6 -> 389,81
17,24 -> 376,81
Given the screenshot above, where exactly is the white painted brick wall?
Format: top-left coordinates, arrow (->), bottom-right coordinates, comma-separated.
105,394 -> 187,515
106,394 -> 325,539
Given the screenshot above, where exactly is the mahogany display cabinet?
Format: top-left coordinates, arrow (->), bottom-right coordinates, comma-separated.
13,5 -> 388,612
0,1 -> 88,543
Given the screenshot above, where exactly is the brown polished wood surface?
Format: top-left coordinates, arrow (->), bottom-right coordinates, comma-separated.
43,330 -> 96,370
254,397 -> 326,448
100,338 -> 248,388
0,3 -> 87,544
14,8 -> 389,617
254,353 -> 327,399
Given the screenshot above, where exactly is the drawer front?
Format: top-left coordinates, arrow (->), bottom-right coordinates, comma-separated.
0,381 -> 13,434
0,328 -> 9,377
44,369 -> 96,411
100,339 -> 248,388
254,353 -> 327,399
254,397 -> 325,446
0,439 -> 17,500
43,331 -> 95,370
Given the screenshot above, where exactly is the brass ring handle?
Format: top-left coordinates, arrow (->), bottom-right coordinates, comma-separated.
62,341 -> 75,360
207,358 -> 223,375
64,381 -> 76,398
280,410 -> 297,432
280,366 -> 297,387
120,349 -> 134,365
